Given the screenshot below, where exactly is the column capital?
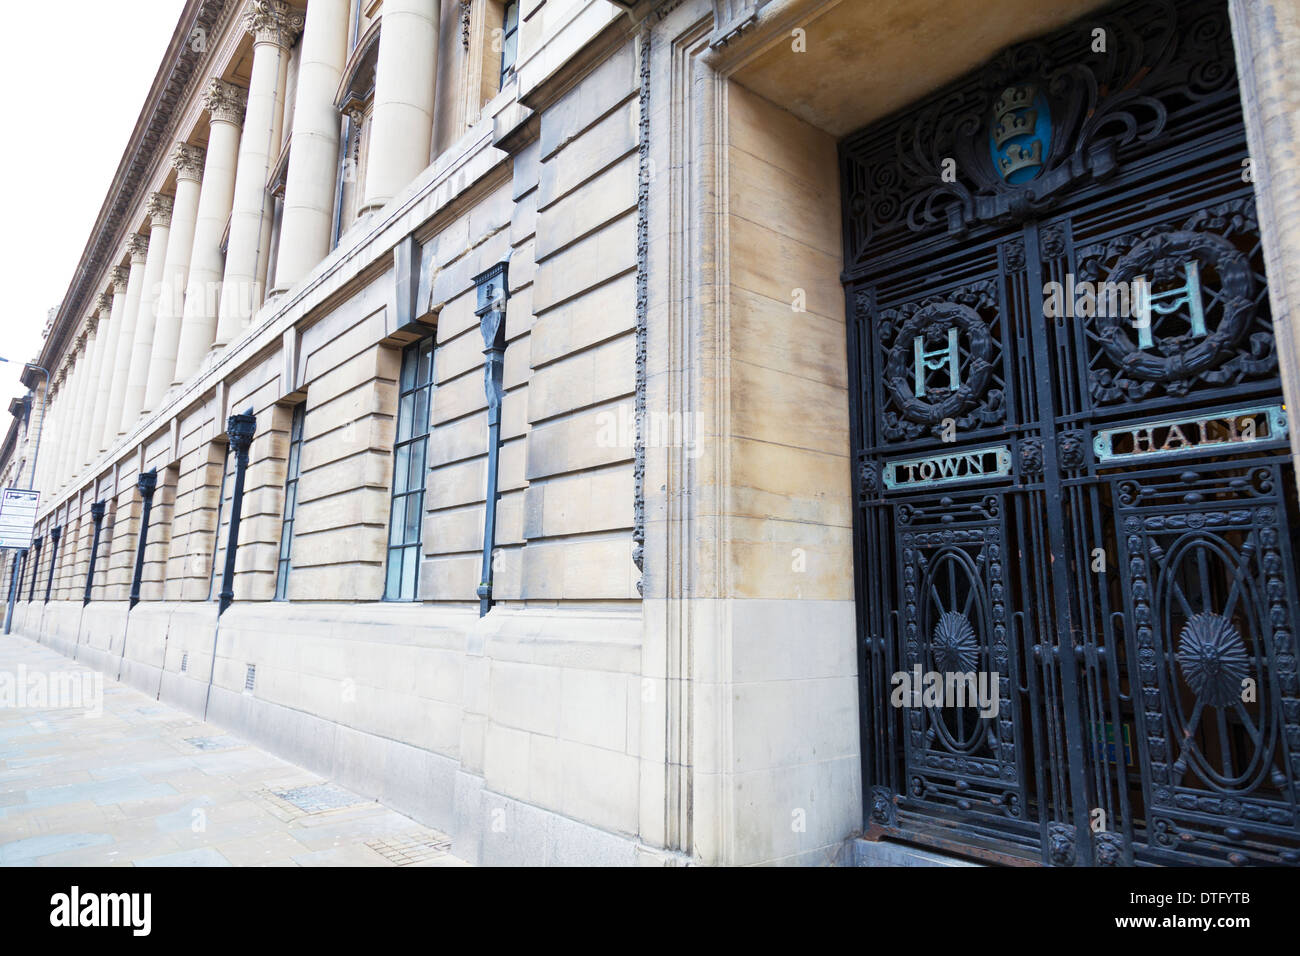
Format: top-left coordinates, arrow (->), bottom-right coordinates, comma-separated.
204,78 -> 248,126
170,142 -> 207,181
94,292 -> 113,314
147,192 -> 174,228
243,0 -> 303,49
109,265 -> 130,290
125,233 -> 150,264
85,312 -> 100,335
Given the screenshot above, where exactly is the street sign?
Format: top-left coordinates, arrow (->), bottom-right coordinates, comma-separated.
0,489 -> 40,549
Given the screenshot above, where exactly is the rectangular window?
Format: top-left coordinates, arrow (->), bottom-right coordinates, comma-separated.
274,405 -> 306,601
385,337 -> 434,601
500,1 -> 519,90
208,443 -> 231,602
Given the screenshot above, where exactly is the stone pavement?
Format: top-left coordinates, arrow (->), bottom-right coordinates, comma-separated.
0,635 -> 469,867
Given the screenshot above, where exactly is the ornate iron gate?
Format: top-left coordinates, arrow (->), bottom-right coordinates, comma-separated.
842,0 -> 1300,866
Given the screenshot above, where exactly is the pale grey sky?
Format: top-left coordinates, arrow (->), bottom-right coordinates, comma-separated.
0,0 -> 188,409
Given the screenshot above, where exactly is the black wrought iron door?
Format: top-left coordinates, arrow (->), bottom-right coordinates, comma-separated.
842,0 -> 1300,865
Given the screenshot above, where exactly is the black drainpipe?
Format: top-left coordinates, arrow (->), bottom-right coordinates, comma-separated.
129,470 -> 159,610
84,502 -> 106,606
473,259 -> 509,618
44,526 -> 61,603
219,410 -> 257,616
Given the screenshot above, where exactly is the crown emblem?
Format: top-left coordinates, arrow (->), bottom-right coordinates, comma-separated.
992,109 -> 1037,148
992,84 -> 1037,117
998,141 -> 1044,179
989,83 -> 1050,183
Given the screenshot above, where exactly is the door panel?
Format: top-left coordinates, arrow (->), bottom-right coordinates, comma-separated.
843,0 -> 1300,865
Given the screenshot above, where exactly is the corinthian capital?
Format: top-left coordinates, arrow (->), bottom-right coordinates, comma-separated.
147,192 -> 174,228
95,292 -> 113,314
126,233 -> 150,263
204,78 -> 248,126
109,266 -> 130,289
243,0 -> 304,49
171,142 -> 206,182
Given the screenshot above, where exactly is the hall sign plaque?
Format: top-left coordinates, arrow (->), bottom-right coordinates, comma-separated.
1093,404 -> 1288,464
882,444 -> 1012,491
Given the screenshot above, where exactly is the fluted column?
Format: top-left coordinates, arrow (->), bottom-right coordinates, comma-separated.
273,0 -> 349,293
107,235 -> 150,439
359,0 -> 439,216
56,341 -> 86,489
83,292 -> 115,466
146,144 -> 205,410
215,1 -> 303,347
121,194 -> 173,424
39,377 -> 63,493
174,79 -> 246,385
95,271 -> 129,452
73,313 -> 102,475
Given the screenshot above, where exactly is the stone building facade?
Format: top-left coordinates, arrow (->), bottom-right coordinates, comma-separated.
3,0 -> 1300,866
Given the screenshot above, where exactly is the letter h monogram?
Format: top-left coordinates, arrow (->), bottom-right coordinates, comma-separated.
1134,260 -> 1205,349
914,327 -> 960,398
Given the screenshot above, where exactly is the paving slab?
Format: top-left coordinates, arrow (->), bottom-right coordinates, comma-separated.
0,636 -> 468,867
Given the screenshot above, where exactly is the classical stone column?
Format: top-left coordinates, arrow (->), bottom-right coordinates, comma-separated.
146,144 -> 205,410
95,271 -> 130,452
214,1 -> 303,348
359,0 -> 439,216
121,194 -> 173,425
50,351 -> 76,489
174,79 -> 246,385
1231,0 -> 1300,481
72,313 -> 102,475
272,0 -> 349,293
107,235 -> 150,439
56,341 -> 86,489
85,291 -> 116,464
66,336 -> 93,487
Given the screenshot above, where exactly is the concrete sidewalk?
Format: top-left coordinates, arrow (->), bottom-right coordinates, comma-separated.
0,635 -> 469,867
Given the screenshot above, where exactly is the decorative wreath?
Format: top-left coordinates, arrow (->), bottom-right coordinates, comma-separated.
884,302 -> 994,426
1096,230 -> 1254,382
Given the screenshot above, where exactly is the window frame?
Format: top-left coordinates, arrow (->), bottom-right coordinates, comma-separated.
274,404 -> 306,601
384,336 -> 435,601
500,0 -> 520,90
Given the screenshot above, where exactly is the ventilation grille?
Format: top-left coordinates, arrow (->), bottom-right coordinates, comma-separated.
244,663 -> 256,692
180,652 -> 189,673
366,832 -> 453,866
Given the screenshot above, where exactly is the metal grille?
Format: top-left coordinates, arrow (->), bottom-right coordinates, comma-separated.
244,663 -> 256,693
366,832 -> 452,866
180,652 -> 188,673
842,0 -> 1300,866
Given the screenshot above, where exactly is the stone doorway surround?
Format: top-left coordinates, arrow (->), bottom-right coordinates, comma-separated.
640,0 -> 1300,865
